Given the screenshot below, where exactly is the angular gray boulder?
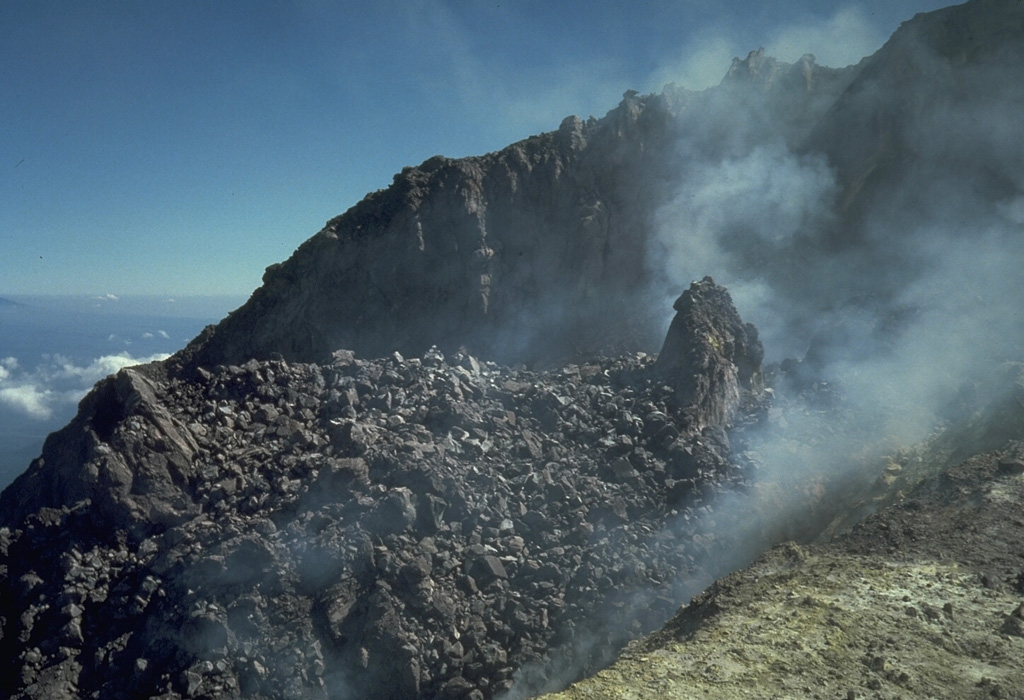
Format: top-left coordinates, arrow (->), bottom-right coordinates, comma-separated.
655,277 -> 764,430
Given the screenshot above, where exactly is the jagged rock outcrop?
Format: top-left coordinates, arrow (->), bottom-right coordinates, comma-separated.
655,277 -> 763,430
171,54 -> 851,373
1,366 -> 201,531
0,291 -> 769,700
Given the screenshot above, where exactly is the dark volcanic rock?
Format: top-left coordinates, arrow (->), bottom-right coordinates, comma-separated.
170,53 -> 851,372
175,105 -> 681,370
655,277 -> 763,430
7,4 -> 1024,698
0,364 -> 201,532
0,290 -> 766,700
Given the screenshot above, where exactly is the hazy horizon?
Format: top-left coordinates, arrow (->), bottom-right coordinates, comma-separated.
0,292 -> 248,318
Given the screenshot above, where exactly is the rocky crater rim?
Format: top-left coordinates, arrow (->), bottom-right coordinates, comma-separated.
0,279 -> 782,700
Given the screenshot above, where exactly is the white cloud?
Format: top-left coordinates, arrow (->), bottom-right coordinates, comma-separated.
0,385 -> 53,420
47,352 -> 168,383
0,352 -> 170,422
158,330 -> 170,339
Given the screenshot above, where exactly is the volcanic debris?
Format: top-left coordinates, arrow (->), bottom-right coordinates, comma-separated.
0,280 -> 765,700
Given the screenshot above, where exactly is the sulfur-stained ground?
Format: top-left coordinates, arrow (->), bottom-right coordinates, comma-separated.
538,447 -> 1024,700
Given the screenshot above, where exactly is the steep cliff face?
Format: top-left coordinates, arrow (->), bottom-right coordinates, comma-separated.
177,100 -> 682,370
174,53 -> 850,372
807,0 -> 1024,234
173,0 -> 1024,378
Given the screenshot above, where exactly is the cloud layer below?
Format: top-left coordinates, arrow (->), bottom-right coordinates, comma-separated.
0,352 -> 169,421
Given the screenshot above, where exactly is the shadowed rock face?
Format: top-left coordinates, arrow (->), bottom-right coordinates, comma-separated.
175,105 -> 684,371
0,364 -> 202,532
803,0 -> 1024,249
171,53 -> 852,373
161,1 -> 1024,380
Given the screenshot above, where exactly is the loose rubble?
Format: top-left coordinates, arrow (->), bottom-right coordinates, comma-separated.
0,281 -> 768,700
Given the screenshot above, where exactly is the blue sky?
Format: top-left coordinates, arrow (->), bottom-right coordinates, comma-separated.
1,0 -> 955,297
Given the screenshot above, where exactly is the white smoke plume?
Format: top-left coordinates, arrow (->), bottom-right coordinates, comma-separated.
648,6 -> 885,92
504,10 -> 1024,698
652,7 -> 1024,530
653,143 -> 839,359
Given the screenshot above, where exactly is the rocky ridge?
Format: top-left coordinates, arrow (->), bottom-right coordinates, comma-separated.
173,0 -> 1024,377
173,51 -> 852,371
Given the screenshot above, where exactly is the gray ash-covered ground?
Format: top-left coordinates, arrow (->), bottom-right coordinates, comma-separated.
0,281 -> 770,700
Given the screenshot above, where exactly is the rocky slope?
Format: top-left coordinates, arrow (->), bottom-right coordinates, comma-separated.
0,281 -> 773,700
538,445 -> 1024,700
